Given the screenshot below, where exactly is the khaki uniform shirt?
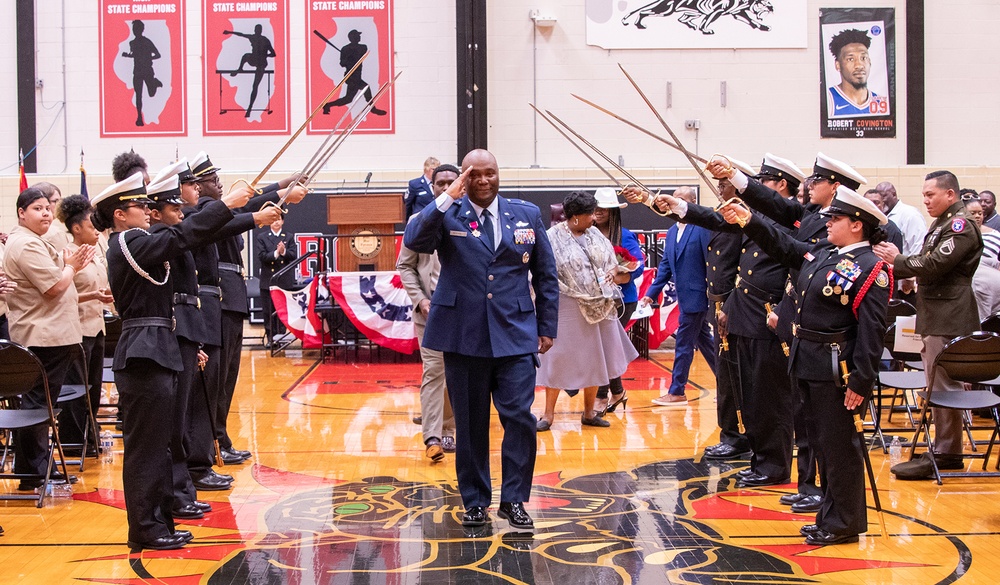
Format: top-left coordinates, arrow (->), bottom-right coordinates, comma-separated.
66,242 -> 109,337
3,225 -> 83,347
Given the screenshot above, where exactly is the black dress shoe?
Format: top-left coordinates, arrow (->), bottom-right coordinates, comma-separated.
193,473 -> 232,491
192,501 -> 213,512
441,436 -> 456,453
173,530 -> 194,542
799,523 -> 822,536
228,447 -> 251,459
220,449 -> 248,465
172,504 -> 205,519
127,534 -> 187,551
736,472 -> 790,488
736,468 -> 756,478
461,506 -> 489,527
703,444 -> 752,461
805,528 -> 859,546
779,492 -> 811,506
790,495 -> 823,513
498,502 -> 534,529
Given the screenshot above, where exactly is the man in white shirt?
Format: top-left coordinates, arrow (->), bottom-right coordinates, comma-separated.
877,181 -> 925,298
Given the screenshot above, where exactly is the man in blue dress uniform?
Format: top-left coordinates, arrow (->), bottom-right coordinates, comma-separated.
404,149 -> 559,530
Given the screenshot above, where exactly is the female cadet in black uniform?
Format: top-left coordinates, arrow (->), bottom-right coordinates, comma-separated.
713,185 -> 891,546
91,172 -> 252,551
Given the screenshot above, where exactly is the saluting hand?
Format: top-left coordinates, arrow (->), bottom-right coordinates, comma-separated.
222,184 -> 254,209
445,166 -> 471,200
65,244 -> 95,273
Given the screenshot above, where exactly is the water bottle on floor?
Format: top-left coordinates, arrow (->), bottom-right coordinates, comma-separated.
889,436 -> 902,466
101,430 -> 114,463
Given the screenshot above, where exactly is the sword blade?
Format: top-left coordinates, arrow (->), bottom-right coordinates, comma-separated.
618,64 -> 722,201
543,108 -> 649,191
250,51 -> 368,187
529,104 -> 622,188
571,93 -> 708,164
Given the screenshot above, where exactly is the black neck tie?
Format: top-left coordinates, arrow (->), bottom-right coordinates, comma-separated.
481,209 -> 495,251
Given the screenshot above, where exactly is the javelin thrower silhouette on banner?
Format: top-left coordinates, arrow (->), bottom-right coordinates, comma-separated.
314,28 -> 386,116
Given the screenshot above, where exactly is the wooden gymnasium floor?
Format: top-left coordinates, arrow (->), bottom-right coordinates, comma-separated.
3,341 -> 1000,584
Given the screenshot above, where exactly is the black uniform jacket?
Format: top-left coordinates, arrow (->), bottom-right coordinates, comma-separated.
743,215 -> 890,399
107,200 -> 234,372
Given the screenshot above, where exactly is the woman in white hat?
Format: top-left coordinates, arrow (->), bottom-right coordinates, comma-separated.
591,187 -> 644,415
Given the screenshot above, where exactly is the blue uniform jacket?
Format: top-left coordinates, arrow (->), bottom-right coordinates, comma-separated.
403,195 -> 560,358
405,175 -> 434,219
645,224 -> 712,314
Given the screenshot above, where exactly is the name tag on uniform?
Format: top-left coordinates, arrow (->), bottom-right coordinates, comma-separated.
514,228 -> 535,245
449,230 -> 467,237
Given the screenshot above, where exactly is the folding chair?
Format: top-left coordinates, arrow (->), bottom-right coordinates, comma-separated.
909,332 -> 1000,484
56,344 -> 99,472
877,323 -> 926,428
0,341 -> 72,507
98,315 -> 122,435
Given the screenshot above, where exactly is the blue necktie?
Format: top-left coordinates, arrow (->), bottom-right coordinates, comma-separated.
481,209 -> 495,251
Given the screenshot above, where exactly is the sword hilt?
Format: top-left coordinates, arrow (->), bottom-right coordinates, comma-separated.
736,409 -> 746,435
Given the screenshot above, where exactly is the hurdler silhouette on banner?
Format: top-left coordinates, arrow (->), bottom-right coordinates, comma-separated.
224,24 -> 276,118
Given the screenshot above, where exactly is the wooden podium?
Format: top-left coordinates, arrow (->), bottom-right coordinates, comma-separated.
327,192 -> 404,271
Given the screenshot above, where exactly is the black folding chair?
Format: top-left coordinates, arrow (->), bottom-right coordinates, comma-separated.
56,344 -> 99,471
0,341 -> 72,507
98,314 -> 122,435
909,332 -> 1000,484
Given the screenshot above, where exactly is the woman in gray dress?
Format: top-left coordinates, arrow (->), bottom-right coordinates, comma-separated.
535,191 -> 639,431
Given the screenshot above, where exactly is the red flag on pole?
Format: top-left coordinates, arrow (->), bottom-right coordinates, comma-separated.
80,148 -> 89,199
18,149 -> 28,192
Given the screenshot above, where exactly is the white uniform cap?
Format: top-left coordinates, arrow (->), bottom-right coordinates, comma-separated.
150,159 -> 188,187
92,172 -> 149,209
758,153 -> 806,185
189,151 -> 221,177
823,185 -> 888,226
812,152 -> 867,190
729,157 -> 756,178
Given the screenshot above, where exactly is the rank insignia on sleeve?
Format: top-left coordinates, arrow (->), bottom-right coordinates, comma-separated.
875,271 -> 889,288
940,238 -> 955,256
952,218 -> 967,232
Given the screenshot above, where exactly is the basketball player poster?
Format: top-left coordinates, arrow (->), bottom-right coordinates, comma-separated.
819,7 -> 896,139
306,0 -> 395,135
203,1 -> 290,136
99,0 -> 186,137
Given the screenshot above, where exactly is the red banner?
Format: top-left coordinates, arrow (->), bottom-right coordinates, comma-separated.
306,0 -> 395,135
202,1 -> 290,136
99,1 -> 186,137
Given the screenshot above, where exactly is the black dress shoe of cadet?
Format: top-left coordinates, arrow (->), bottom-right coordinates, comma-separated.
736,468 -> 756,478
737,472 -> 790,488
790,495 -> 823,513
703,444 -> 752,461
173,530 -> 194,542
193,473 -> 232,491
805,528 -> 859,546
172,504 -> 205,519
498,502 -> 534,530
213,470 -> 234,482
228,447 -> 252,459
127,533 -> 187,551
799,523 -> 822,536
220,448 -> 247,465
779,492 -> 811,506
192,501 -> 213,512
461,506 -> 489,527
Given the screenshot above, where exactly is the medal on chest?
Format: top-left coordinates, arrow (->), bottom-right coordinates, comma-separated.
824,258 -> 862,302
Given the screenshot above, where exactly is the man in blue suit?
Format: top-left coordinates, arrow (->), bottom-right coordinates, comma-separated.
403,149 -> 559,531
404,156 -> 440,219
640,187 -> 717,405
